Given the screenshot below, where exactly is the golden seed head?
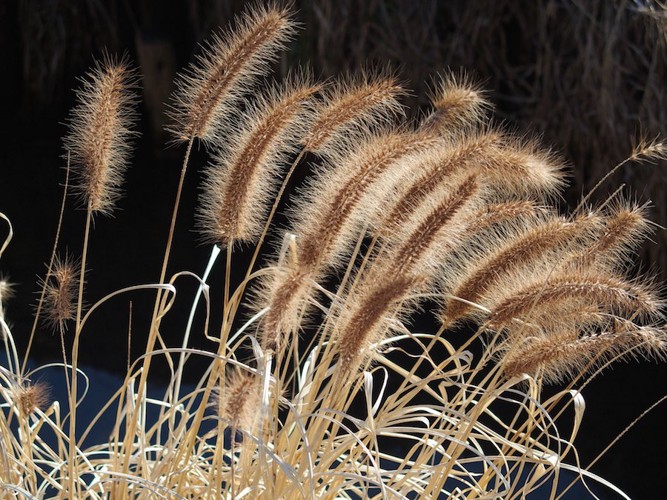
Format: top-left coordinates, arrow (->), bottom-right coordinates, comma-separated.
197,74 -> 320,246
168,3 -> 296,145
64,54 -> 139,215
304,69 -> 406,153
15,382 -> 50,417
422,70 -> 492,133
42,254 -> 79,334
211,370 -> 262,433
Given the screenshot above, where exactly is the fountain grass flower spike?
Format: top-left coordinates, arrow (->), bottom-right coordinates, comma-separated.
0,2 -> 666,498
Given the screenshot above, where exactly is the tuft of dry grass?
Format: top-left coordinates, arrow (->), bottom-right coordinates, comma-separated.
1,2 -> 666,499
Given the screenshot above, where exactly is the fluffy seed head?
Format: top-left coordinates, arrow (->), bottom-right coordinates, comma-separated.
169,3 -> 296,145
335,273 -> 424,373
443,214 -> 601,325
471,200 -> 544,232
42,254 -> 79,334
502,325 -> 667,384
211,370 -> 262,433
422,70 -> 491,133
376,130 -> 502,236
293,130 -> 441,272
572,201 -> 652,269
256,265 -> 316,352
303,69 -> 406,153
63,54 -> 138,215
197,75 -> 320,246
482,135 -> 568,199
14,382 -> 50,417
389,173 -> 482,277
487,272 -> 663,330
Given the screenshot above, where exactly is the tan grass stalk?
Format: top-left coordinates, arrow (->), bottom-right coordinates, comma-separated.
443,214 -> 600,325
168,3 -> 295,145
502,325 -> 667,384
488,273 -> 662,329
421,70 -> 491,133
63,55 -> 138,215
303,69 -> 405,153
196,75 -> 320,246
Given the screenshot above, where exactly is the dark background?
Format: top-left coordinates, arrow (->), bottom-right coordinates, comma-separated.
1,1 -> 666,498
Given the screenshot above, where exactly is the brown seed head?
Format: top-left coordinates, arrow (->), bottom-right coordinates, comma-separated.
443,214 -> 600,325
15,382 -> 50,417
376,130 -> 502,236
212,370 -> 262,433
336,273 -> 424,373
42,254 -> 79,334
294,131 -> 441,272
197,75 -> 320,246
488,272 -> 662,330
169,3 -> 296,145
422,70 -> 491,134
64,54 -> 139,215
482,135 -> 567,199
502,324 -> 667,384
304,69 -> 405,153
256,265 -> 316,353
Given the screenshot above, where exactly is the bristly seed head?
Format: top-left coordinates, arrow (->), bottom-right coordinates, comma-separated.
211,370 -> 262,434
14,381 -> 50,417
42,254 -> 80,334
422,70 -> 492,134
197,74 -> 320,246
168,3 -> 296,146
63,54 -> 139,215
303,68 -> 406,153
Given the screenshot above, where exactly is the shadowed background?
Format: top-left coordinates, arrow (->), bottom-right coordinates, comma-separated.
1,0 -> 666,497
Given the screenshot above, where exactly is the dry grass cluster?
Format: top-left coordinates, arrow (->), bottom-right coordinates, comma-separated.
1,2 -> 666,498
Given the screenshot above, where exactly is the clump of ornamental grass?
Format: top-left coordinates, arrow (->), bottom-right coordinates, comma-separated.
1,2 -> 666,499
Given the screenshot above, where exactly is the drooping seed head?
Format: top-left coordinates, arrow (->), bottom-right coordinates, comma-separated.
487,271 -> 663,331
502,324 -> 667,384
304,68 -> 406,154
421,70 -> 491,134
168,3 -> 296,145
197,74 -> 320,246
292,130 -> 442,272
